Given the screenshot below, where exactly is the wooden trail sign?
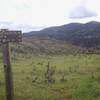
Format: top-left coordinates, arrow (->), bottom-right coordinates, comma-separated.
0,29 -> 22,43
0,29 -> 22,100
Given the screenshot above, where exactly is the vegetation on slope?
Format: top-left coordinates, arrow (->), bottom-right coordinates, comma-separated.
1,54 -> 100,100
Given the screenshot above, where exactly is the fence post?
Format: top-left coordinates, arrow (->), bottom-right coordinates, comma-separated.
2,43 -> 14,100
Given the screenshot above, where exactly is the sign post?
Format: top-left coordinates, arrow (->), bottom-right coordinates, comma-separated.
0,29 -> 22,100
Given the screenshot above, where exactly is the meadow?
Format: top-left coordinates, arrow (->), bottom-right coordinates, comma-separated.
0,54 -> 100,100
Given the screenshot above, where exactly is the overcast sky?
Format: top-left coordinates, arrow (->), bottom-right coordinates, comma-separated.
0,0 -> 100,32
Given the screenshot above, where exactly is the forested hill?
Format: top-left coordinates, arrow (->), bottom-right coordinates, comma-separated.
12,21 -> 100,55
25,21 -> 100,48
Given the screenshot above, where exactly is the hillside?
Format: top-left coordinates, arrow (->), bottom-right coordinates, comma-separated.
11,21 -> 100,55
11,37 -> 83,56
25,21 -> 100,48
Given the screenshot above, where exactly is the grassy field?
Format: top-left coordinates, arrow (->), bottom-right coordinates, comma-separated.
0,54 -> 100,100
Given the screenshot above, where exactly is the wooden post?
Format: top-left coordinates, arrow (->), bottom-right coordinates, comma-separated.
2,43 -> 14,100
0,29 -> 22,100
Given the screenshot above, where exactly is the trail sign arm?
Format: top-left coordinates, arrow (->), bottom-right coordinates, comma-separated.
0,30 -> 22,43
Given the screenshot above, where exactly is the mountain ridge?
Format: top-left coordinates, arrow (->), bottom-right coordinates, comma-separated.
11,21 -> 100,55
24,21 -> 100,48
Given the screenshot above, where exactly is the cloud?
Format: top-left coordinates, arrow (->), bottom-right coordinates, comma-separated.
0,21 -> 44,32
0,0 -> 99,32
69,6 -> 97,19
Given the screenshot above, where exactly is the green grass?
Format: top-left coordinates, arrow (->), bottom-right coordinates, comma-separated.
0,54 -> 100,100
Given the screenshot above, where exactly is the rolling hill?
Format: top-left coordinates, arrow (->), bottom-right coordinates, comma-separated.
12,21 -> 100,55
25,21 -> 100,48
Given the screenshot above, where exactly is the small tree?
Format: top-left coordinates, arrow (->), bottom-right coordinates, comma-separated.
31,66 -> 38,83
44,62 -> 55,83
